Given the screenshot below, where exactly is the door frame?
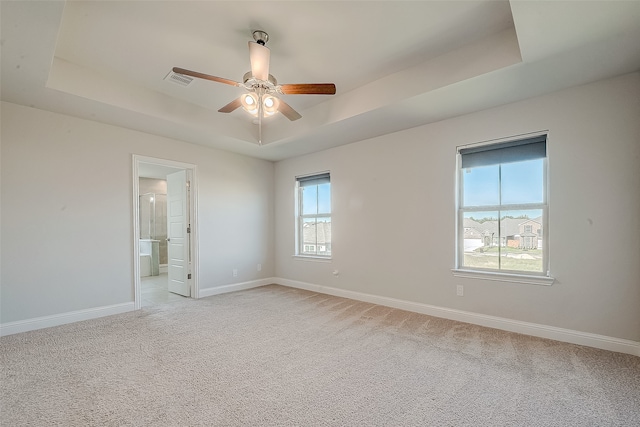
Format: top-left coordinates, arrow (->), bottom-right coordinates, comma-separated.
132,154 -> 199,309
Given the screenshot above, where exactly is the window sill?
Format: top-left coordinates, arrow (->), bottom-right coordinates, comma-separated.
293,255 -> 332,263
451,269 -> 555,286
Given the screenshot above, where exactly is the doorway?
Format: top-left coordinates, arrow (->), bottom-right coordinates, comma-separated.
132,155 -> 199,309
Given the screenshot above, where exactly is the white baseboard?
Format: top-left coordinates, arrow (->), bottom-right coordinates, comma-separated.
0,278 -> 274,337
0,302 -> 135,337
275,278 -> 640,357
198,277 -> 276,298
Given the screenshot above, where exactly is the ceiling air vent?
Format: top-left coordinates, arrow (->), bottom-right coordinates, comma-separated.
164,70 -> 194,87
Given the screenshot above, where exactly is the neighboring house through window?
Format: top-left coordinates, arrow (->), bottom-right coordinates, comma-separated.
457,135 -> 549,276
296,172 -> 331,257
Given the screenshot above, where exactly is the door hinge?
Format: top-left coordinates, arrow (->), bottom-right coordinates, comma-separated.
187,225 -> 191,233
186,180 -> 191,188
188,273 -> 192,279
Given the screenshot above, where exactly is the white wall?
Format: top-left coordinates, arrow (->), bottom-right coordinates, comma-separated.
274,73 -> 640,342
0,102 -> 275,324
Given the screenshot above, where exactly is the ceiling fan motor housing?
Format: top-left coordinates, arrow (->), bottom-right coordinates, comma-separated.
243,71 -> 277,86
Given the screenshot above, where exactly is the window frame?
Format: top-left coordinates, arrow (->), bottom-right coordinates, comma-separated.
295,172 -> 332,259
453,134 -> 553,285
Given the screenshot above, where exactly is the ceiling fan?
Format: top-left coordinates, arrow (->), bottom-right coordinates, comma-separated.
173,30 -> 336,145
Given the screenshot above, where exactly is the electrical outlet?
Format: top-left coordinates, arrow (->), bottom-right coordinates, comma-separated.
233,269 -> 238,277
257,264 -> 262,271
456,285 -> 464,297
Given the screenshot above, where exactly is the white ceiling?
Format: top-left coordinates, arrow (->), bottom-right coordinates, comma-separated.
2,1 -> 640,161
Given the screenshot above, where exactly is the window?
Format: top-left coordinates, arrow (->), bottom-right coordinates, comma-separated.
457,135 -> 548,276
296,173 -> 331,257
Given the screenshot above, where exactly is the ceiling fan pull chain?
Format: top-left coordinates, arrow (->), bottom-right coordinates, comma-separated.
258,91 -> 264,145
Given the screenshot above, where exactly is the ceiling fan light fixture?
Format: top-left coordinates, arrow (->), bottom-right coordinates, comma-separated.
241,92 -> 259,114
263,95 -> 279,116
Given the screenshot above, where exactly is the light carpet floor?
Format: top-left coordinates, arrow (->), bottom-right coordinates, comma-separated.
1,285 -> 639,426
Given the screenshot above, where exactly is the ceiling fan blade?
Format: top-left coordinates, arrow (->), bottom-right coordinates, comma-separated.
248,41 -> 270,81
172,67 -> 240,87
277,99 -> 302,121
279,83 -> 336,95
218,97 -> 242,113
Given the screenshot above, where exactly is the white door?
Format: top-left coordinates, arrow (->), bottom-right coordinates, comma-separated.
167,170 -> 190,297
